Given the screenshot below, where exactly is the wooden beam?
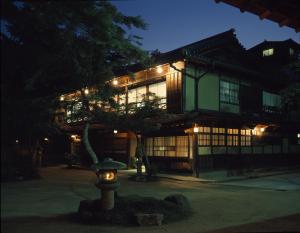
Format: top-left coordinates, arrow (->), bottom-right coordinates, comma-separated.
279,18 -> 289,27
259,9 -> 271,20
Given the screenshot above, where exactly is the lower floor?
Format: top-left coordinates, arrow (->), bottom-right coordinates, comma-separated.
67,123 -> 300,172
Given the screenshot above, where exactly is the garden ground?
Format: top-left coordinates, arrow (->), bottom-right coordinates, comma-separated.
1,166 -> 300,233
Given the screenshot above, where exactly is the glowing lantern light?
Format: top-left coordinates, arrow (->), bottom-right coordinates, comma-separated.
156,66 -> 163,74
60,96 -> 64,101
101,171 -> 115,182
113,130 -> 118,134
44,137 -> 49,141
84,88 -> 89,95
112,79 -> 118,85
193,124 -> 199,133
93,158 -> 126,210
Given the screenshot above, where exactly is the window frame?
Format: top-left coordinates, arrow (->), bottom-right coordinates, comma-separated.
220,80 -> 239,105
262,48 -> 274,57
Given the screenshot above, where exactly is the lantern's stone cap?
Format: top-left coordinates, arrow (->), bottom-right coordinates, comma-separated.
92,158 -> 127,171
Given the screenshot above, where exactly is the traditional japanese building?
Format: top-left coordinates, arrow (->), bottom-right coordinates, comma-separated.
56,29 -> 300,172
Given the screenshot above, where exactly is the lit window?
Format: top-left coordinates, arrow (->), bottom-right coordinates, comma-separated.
211,127 -> 225,146
149,136 -> 188,157
153,137 -> 175,157
289,48 -> 294,56
149,81 -> 166,108
136,86 -> 147,107
227,128 -> 239,146
199,134 -> 210,146
149,81 -> 166,98
176,136 -> 188,157
241,130 -> 251,146
199,127 -> 211,133
198,126 -> 211,146
262,48 -> 274,57
128,86 -> 147,108
220,81 -> 239,104
241,129 -> 251,136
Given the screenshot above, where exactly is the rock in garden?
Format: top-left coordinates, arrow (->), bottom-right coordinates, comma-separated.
164,194 -> 190,211
135,213 -> 164,226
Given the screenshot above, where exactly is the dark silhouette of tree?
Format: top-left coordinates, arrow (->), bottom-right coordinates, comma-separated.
1,1 -> 149,173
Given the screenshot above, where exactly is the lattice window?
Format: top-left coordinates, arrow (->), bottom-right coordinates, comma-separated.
220,81 -> 239,104
227,128 -> 239,146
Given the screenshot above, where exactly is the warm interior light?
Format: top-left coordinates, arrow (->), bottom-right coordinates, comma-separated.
84,88 -> 89,95
103,171 -> 115,181
113,130 -> 118,134
60,96 -> 64,101
260,128 -> 265,133
297,133 -> 300,138
71,134 -> 81,142
16,139 -> 19,143
44,137 -> 49,141
156,66 -> 163,74
112,80 -> 118,85
193,125 -> 199,133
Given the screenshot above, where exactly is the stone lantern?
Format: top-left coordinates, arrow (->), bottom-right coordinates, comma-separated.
93,158 -> 126,210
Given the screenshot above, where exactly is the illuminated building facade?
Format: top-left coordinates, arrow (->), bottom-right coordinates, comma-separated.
56,29 -> 300,172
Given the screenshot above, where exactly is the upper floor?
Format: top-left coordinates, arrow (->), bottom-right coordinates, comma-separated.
247,39 -> 300,66
58,30 -> 293,125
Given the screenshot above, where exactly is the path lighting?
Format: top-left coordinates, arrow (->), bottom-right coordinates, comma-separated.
112,79 -> 118,85
44,137 -> 49,142
60,96 -> 64,101
156,66 -> 163,74
84,88 -> 89,95
193,124 -> 199,133
16,139 -> 19,143
113,129 -> 118,134
93,158 -> 126,210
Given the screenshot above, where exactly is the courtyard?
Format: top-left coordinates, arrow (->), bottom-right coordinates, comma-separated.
1,166 -> 300,233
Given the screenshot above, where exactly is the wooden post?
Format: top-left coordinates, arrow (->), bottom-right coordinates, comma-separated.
193,132 -> 199,177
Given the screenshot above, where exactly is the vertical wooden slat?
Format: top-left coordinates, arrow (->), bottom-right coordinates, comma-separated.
167,71 -> 182,113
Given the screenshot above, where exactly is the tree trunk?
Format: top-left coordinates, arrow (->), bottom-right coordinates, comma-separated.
83,122 -> 98,164
135,134 -> 151,176
80,90 -> 99,165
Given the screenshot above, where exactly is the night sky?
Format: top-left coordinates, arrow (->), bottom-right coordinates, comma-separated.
112,0 -> 299,52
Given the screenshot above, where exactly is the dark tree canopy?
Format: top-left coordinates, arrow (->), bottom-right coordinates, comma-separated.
1,1 -> 148,147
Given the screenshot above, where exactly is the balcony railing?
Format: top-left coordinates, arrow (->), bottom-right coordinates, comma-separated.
262,105 -> 281,114
63,97 -> 167,124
